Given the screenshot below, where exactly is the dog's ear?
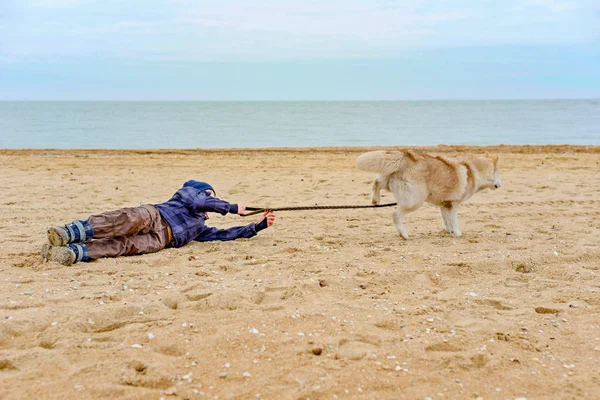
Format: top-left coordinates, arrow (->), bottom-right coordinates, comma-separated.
485,152 -> 498,166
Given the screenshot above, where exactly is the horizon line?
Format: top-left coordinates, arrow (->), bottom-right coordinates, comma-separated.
1,98 -> 599,102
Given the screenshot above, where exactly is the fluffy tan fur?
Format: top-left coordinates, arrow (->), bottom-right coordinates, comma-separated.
356,150 -> 501,239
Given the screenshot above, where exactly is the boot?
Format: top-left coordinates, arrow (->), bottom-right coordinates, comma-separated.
47,220 -> 93,246
41,243 -> 88,266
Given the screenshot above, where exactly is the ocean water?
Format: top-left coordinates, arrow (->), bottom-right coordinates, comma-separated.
1,100 -> 599,149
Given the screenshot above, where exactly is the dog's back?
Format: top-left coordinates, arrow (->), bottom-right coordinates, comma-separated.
355,150 -> 420,175
356,150 -> 468,204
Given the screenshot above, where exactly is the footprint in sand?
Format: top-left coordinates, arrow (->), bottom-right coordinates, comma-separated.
374,319 -> 406,331
151,340 -> 188,357
120,372 -> 174,389
253,286 -> 289,310
0,359 -> 17,371
193,289 -> 256,311
534,306 -> 561,314
183,289 -> 213,302
425,342 -> 463,352
474,298 -> 513,310
335,337 -> 380,361
69,305 -> 167,334
413,272 -> 441,288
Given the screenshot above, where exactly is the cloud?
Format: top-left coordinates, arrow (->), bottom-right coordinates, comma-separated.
27,0 -> 80,8
171,8 -> 465,39
1,0 -> 598,62
521,0 -> 578,13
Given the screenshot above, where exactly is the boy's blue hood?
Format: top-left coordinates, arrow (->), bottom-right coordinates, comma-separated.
183,180 -> 215,196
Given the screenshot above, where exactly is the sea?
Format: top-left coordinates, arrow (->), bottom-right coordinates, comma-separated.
1,100 -> 599,149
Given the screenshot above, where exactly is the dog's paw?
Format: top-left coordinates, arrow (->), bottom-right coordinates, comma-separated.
450,230 -> 462,238
370,191 -> 380,205
398,230 -> 409,240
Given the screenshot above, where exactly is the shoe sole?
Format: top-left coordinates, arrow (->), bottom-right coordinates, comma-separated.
41,243 -> 75,266
47,227 -> 68,246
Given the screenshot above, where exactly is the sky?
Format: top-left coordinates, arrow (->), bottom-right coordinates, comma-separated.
0,0 -> 599,100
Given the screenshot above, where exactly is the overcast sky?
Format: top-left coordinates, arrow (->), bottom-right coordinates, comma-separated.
1,0 -> 599,100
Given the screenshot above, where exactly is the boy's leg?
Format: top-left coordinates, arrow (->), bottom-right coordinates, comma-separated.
43,205 -> 173,265
42,219 -> 170,265
48,204 -> 161,245
88,204 -> 160,238
87,208 -> 171,259
86,228 -> 170,260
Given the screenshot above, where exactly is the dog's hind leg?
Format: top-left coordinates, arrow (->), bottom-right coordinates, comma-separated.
392,208 -> 409,239
391,180 -> 427,240
371,177 -> 381,205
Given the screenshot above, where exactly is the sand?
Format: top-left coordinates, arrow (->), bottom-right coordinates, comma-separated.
0,146 -> 599,400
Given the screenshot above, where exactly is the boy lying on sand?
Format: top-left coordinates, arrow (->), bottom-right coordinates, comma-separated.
41,180 -> 275,265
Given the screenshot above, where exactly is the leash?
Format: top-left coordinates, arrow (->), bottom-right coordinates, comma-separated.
241,202 -> 398,217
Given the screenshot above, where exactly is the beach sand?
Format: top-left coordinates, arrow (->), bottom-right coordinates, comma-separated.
1,146 -> 599,399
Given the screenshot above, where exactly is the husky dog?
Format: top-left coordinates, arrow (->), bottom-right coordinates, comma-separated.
356,150 -> 501,239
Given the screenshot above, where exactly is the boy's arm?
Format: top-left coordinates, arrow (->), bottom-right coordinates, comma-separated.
191,194 -> 240,216
194,213 -> 272,242
194,222 -> 264,242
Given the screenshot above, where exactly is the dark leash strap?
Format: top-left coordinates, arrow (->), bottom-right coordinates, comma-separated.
241,202 -> 398,217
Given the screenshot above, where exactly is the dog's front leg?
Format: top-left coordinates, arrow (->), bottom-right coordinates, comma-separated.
441,204 -> 461,237
448,206 -> 461,237
440,207 -> 451,233
371,178 -> 381,205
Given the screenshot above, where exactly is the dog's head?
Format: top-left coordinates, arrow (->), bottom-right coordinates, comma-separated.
481,153 -> 502,190
468,153 -> 501,191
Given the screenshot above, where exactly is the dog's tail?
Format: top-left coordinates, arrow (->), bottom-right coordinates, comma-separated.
356,151 -> 410,174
